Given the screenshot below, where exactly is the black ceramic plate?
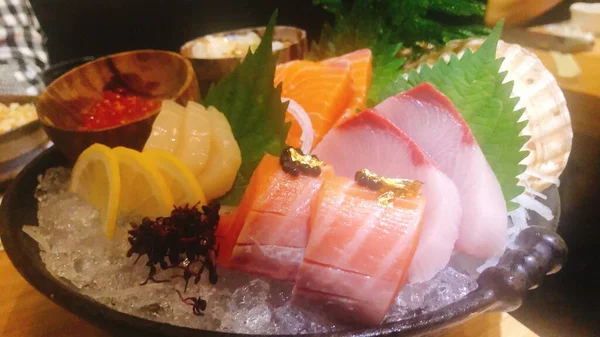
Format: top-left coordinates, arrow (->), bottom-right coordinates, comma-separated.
0,147 -> 568,337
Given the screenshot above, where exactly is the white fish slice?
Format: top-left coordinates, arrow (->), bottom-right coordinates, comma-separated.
411,39 -> 573,192
375,83 -> 507,259
314,110 -> 462,283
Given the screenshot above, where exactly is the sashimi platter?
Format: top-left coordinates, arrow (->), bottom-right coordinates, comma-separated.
0,2 -> 571,336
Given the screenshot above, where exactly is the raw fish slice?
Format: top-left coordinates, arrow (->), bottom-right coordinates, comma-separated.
375,83 -> 507,258
314,110 -> 461,283
215,210 -> 236,266
174,102 -> 212,176
196,107 -> 241,200
143,100 -> 184,153
292,174 -> 425,326
275,60 -> 353,149
224,154 -> 329,281
322,49 -> 372,118
407,38 -> 573,191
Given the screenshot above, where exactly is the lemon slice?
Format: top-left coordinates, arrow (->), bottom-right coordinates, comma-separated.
70,144 -> 120,239
143,149 -> 207,207
112,147 -> 174,218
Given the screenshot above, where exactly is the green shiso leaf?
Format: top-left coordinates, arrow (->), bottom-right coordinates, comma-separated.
367,39 -> 405,107
311,0 -> 489,53
204,11 -> 290,206
310,0 -> 489,107
379,22 -> 527,210
309,1 -> 408,108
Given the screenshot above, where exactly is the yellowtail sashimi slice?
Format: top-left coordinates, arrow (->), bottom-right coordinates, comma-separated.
70,143 -> 121,239
198,107 -> 242,200
143,100 -> 185,153
314,110 -> 461,283
113,147 -> 174,218
175,101 -> 212,176
375,83 -> 507,258
143,149 -> 207,207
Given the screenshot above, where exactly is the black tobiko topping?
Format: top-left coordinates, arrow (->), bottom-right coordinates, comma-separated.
354,169 -> 423,206
127,202 -> 220,316
280,146 -> 323,177
354,169 -> 383,191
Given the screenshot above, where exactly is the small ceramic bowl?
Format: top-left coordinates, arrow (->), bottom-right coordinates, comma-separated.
180,26 -> 307,95
36,50 -> 200,162
0,95 -> 48,191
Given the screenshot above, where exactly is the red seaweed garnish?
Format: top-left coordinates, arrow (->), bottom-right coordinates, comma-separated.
175,289 -> 207,316
127,202 -> 220,315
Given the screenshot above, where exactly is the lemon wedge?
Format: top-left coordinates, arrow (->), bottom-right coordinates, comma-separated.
112,147 -> 174,218
70,144 -> 120,239
143,149 -> 207,207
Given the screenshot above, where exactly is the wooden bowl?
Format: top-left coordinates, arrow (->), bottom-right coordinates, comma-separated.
0,95 -> 49,191
180,26 -> 307,95
36,50 -> 200,162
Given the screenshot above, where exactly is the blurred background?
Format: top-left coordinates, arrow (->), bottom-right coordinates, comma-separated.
27,0 -> 597,64
15,1 -> 600,336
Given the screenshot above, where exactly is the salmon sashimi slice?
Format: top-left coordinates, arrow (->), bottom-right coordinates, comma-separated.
275,60 -> 354,149
225,154 -> 330,281
292,174 -> 426,326
314,110 -> 461,283
375,83 -> 507,258
322,49 -> 373,120
215,211 -> 236,266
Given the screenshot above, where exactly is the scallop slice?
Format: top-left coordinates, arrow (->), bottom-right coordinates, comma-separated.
412,39 -> 573,192
143,100 -> 185,153
197,107 -> 242,200
175,101 -> 212,176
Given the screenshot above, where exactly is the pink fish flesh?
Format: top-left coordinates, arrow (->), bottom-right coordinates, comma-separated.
313,110 -> 462,283
374,83 -> 507,258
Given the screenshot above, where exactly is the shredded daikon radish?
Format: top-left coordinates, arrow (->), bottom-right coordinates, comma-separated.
522,185 -> 547,200
281,97 -> 314,153
513,194 -> 554,221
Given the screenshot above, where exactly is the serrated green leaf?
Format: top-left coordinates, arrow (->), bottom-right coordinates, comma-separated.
204,11 -> 290,205
367,40 -> 406,107
312,0 -> 489,53
379,22 -> 528,210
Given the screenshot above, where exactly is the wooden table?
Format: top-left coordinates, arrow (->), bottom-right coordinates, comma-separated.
0,251 -> 538,337
528,36 -> 600,99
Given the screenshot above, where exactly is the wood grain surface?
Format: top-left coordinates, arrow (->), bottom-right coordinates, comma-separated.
528,35 -> 600,99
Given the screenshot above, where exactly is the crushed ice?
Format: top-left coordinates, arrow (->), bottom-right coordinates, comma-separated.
25,167 -> 478,334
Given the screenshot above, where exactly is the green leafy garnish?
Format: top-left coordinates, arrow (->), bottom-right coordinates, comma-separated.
367,39 -> 404,107
313,0 -> 489,51
377,22 -> 527,209
310,0 -> 490,107
309,1 -> 408,108
204,11 -> 290,205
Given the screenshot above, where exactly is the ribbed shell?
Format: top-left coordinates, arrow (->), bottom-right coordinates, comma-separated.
410,39 -> 573,192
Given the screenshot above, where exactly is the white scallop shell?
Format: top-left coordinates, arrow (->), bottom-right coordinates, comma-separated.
413,39 -> 573,192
